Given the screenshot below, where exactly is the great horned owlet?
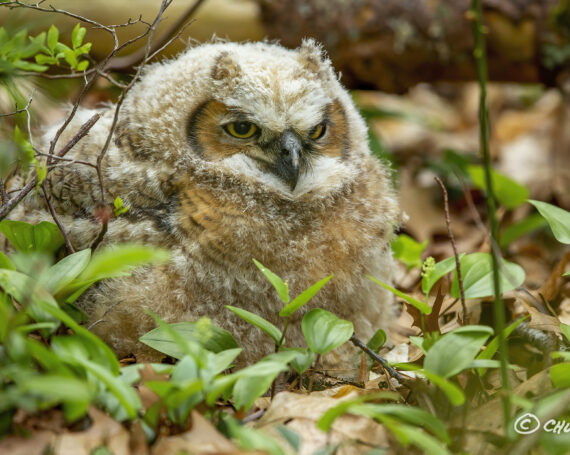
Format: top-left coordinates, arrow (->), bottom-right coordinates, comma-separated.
11,40 -> 400,367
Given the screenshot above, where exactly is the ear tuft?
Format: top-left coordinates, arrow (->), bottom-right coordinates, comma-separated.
211,51 -> 242,82
297,38 -> 334,81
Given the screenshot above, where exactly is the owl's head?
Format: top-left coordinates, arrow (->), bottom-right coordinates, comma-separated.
119,40 -> 370,198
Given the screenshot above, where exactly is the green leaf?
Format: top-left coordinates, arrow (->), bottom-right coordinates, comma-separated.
76,60 -> 89,71
226,305 -> 283,345
253,259 -> 289,303
34,299 -> 120,374
391,234 -> 428,269
350,404 -> 450,444
529,200 -> 570,244
0,251 -> 15,270
451,252 -> 525,299
301,309 -> 353,355
395,363 -> 465,406
467,165 -> 529,209
63,48 -> 78,68
316,392 -> 402,432
421,255 -> 463,297
75,357 -> 141,420
367,275 -> 432,314
275,425 -> 301,452
113,197 -> 129,216
0,220 -> 64,254
280,347 -> 316,374
550,363 -> 570,388
279,274 -> 333,317
41,249 -> 91,295
561,324 -> 570,343
367,328 -> 387,353
47,25 -> 59,54
13,125 -> 34,163
77,244 -> 169,282
71,24 -> 86,49
500,213 -> 548,248
35,54 -> 58,65
139,319 -> 239,359
476,316 -> 527,375
224,417 -> 286,455
423,325 -> 493,378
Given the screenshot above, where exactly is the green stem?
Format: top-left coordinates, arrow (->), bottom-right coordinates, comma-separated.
278,317 -> 290,348
471,0 -> 510,427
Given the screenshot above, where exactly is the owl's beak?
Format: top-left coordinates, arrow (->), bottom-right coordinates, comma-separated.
279,130 -> 302,191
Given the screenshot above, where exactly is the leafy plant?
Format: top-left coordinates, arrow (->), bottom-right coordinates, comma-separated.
0,220 -> 168,430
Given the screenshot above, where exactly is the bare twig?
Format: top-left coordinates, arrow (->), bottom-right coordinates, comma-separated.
40,181 -> 75,253
106,0 -> 206,71
0,92 -> 33,117
349,333 -> 406,383
0,114 -> 101,221
434,176 -> 466,322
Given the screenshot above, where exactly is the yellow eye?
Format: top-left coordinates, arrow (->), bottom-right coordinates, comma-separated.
225,121 -> 258,139
310,122 -> 327,140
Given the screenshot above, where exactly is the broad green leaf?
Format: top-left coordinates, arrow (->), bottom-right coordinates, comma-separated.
253,259 -> 289,303
63,48 -> 77,67
76,60 -> 89,71
0,251 -> 15,270
529,200 -> 570,244
74,357 -> 141,420
71,24 -> 85,49
500,213 -> 548,248
550,363 -> 570,388
140,319 -> 238,359
302,309 -> 353,355
77,244 -> 169,282
0,220 -> 64,254
13,60 -> 49,72
33,299 -> 119,375
423,325 -> 493,378
226,305 -> 282,344
468,165 -> 529,209
367,275 -> 432,314
41,249 -> 91,295
13,125 -> 34,162
279,274 -> 333,317
421,255 -> 463,297
451,252 -> 525,299
281,347 -> 316,374
391,234 -> 428,269
476,316 -> 528,375
47,25 -> 58,53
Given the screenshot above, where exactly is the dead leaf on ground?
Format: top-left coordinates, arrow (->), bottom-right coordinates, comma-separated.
151,411 -> 241,455
256,391 -> 389,455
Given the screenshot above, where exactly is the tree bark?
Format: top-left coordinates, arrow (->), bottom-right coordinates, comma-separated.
259,0 -> 570,93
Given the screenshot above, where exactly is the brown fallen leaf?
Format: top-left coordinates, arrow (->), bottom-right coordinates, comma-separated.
151,411 -> 241,455
256,391 -> 389,455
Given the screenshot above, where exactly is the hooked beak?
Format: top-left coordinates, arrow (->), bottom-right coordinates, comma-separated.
279,130 -> 302,191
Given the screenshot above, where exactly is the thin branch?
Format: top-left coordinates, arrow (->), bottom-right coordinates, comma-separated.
106,0 -> 206,71
434,176 -> 466,322
349,333 -> 406,383
40,181 -> 75,253
0,114 -> 100,221
0,92 -> 33,117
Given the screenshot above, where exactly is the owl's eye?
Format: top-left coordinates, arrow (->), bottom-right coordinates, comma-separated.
224,121 -> 258,139
309,122 -> 327,140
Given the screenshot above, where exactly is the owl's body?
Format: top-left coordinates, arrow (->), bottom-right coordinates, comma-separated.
11,41 -> 400,367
